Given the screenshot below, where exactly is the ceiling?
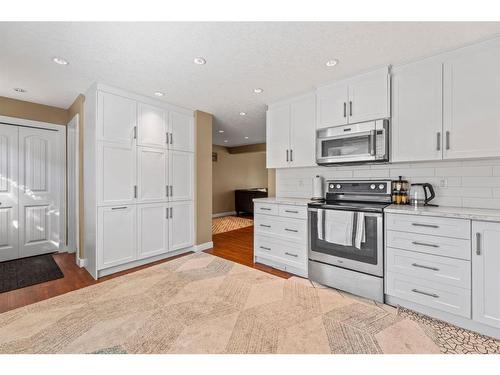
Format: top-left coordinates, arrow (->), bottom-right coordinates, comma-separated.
1,22 -> 500,147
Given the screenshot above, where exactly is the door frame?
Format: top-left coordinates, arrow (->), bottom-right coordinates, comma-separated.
0,115 -> 67,253
67,114 -> 79,255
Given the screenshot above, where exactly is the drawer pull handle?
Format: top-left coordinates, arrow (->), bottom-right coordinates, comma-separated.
412,241 -> 439,248
412,288 -> 439,298
285,252 -> 298,258
111,206 -> 127,210
411,223 -> 439,229
285,210 -> 299,214
259,224 -> 271,228
285,228 -> 298,233
411,263 -> 439,271
260,246 -> 271,251
260,207 -> 271,211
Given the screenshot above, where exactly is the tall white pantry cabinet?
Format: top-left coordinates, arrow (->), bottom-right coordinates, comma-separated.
84,84 -> 195,279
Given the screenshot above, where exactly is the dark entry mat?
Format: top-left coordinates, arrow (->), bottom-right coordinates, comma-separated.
0,254 -> 64,293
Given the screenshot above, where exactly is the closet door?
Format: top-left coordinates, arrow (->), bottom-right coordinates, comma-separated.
0,125 -> 19,261
137,203 -> 168,259
169,111 -> 194,152
137,147 -> 167,203
97,91 -> 137,144
169,150 -> 193,201
137,103 -> 167,148
168,201 -> 193,251
18,127 -> 61,258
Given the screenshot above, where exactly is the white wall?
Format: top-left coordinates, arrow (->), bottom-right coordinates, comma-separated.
276,158 -> 500,209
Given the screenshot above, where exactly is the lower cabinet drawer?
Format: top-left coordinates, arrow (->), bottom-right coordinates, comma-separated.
254,202 -> 279,216
254,235 -> 282,258
386,247 -> 471,289
279,204 -> 308,219
386,272 -> 471,318
254,234 -> 306,268
254,214 -> 307,244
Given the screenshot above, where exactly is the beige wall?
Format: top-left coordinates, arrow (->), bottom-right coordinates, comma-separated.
0,96 -> 68,125
195,111 -> 213,245
267,169 -> 276,197
212,145 -> 268,214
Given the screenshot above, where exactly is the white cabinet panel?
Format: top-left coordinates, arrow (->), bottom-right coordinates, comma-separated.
169,111 -> 194,152
98,142 -> 137,206
289,94 -> 316,167
443,39 -> 500,160
348,67 -> 390,124
392,58 -> 443,162
137,147 -> 167,203
472,221 -> 500,329
316,82 -> 349,128
137,103 -> 167,148
169,150 -> 193,201
97,91 -> 137,144
266,104 -> 290,168
98,205 -> 137,269
169,201 -> 193,251
137,203 -> 168,259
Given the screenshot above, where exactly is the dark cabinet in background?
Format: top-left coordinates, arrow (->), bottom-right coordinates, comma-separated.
235,189 -> 268,216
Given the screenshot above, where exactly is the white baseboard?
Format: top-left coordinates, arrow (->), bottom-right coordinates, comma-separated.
212,211 -> 236,218
76,253 -> 86,268
194,241 -> 214,252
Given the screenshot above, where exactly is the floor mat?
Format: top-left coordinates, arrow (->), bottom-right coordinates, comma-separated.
0,254 -> 64,293
212,215 -> 253,234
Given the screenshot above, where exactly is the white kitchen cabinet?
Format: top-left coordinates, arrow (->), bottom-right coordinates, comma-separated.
169,201 -> 194,251
266,93 -> 316,169
98,205 -> 137,269
316,82 -> 349,129
137,103 -> 167,148
443,38 -> 500,160
97,91 -> 137,144
97,141 -> 137,206
169,150 -> 193,201
137,147 -> 168,203
472,221 -> 500,329
391,57 -> 443,162
137,203 -> 169,260
169,110 -> 194,152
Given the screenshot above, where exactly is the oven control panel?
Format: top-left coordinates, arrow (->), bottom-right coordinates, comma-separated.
327,180 -> 391,195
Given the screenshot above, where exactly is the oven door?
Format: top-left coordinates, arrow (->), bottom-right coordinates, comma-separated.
308,208 -> 383,277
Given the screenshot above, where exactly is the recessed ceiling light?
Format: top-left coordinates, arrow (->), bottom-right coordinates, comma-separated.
13,88 -> 26,93
193,57 -> 206,65
154,91 -> 164,97
224,140 -> 228,143
253,88 -> 264,94
239,112 -> 247,116
218,130 -> 224,133
244,136 -> 249,139
53,57 -> 69,65
325,59 -> 339,67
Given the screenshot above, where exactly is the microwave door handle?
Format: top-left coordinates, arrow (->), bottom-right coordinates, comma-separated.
369,130 -> 376,156
319,130 -> 372,142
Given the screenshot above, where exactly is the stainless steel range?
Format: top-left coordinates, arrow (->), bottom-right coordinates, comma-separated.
308,180 -> 392,302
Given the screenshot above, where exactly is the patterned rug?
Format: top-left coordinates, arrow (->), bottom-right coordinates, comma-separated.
212,215 -> 253,234
0,252 -> 498,354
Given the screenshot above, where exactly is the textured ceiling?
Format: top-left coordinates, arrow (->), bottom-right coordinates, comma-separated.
1,22 -> 500,146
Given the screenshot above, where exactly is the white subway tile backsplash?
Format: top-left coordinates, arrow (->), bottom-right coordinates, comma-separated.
462,198 -> 500,210
389,168 -> 435,178
461,176 -> 500,187
435,166 -> 492,177
353,169 -> 390,178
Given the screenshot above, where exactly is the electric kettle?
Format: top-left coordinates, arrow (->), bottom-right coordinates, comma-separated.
409,183 -> 437,207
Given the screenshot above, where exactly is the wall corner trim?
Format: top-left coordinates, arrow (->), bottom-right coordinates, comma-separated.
194,241 -> 214,252
76,255 -> 86,268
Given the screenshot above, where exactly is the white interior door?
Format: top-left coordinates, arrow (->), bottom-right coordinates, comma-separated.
137,203 -> 168,259
169,111 -> 194,152
0,125 -> 19,261
137,103 -> 167,148
138,147 -> 167,203
169,201 -> 193,251
18,127 -> 61,258
169,150 -> 193,201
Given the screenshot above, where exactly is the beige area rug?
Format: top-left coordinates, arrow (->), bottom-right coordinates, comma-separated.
212,215 -> 253,234
0,252 -> 498,354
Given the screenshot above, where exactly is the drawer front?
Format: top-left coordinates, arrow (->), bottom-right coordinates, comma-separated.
386,213 -> 470,239
254,202 -> 279,216
254,234 -> 306,268
386,247 -> 471,289
278,241 -> 307,267
254,215 -> 307,244
254,214 -> 280,236
254,234 -> 281,258
386,272 -> 471,318
386,230 -> 471,260
278,204 -> 307,219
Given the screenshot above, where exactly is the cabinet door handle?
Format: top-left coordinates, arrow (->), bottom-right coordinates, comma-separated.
166,207 -> 169,219
133,126 -> 137,139
260,246 -> 271,251
170,185 -> 173,197
286,149 -> 289,162
349,101 -> 353,116
412,289 -> 439,298
343,102 -> 346,118
445,131 -> 450,150
134,185 -> 137,199
436,132 -> 441,151
259,224 -> 271,228
166,185 -> 169,197
412,241 -> 439,248
476,232 -> 481,255
170,207 -> 173,219
412,263 -> 439,271
111,206 -> 127,210
290,149 -> 293,162
285,210 -> 299,214
411,223 -> 439,229
285,252 -> 298,258
166,132 -> 169,144
170,132 -> 173,144
285,228 -> 298,233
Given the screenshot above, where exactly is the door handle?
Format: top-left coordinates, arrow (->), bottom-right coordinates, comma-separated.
286,149 -> 289,162
166,185 -> 169,197
412,263 -> 439,271
343,102 -> 346,118
134,185 -> 137,199
412,289 -> 439,298
166,207 -> 169,219
290,149 -> 293,162
349,101 -> 353,116
170,132 -> 173,144
170,207 -> 173,219
166,132 -> 169,144
476,232 -> 481,255
133,126 -> 137,139
436,132 -> 441,151
170,185 -> 173,197
445,131 -> 450,150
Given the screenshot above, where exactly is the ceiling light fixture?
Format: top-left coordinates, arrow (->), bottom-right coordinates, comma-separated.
244,136 -> 249,139
325,59 -> 339,67
224,140 -> 228,143
154,91 -> 165,97
239,112 -> 247,116
218,130 -> 224,133
53,57 -> 69,65
193,57 -> 206,65
253,88 -> 263,94
13,88 -> 26,93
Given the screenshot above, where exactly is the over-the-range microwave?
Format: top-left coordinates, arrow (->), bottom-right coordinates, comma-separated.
316,119 -> 389,166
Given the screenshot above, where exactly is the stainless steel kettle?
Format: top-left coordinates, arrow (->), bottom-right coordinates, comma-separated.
409,183 -> 437,207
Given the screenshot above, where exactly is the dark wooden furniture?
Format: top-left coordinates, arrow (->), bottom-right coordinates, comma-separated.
235,188 -> 268,216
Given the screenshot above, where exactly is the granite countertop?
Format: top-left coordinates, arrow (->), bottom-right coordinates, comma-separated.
253,197 -> 314,206
385,204 -> 500,222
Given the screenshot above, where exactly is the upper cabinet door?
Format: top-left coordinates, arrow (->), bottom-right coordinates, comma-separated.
316,82 -> 349,129
137,103 -> 167,148
348,67 -> 390,124
97,91 -> 137,144
392,58 -> 443,162
289,94 -> 317,168
169,150 -> 193,201
169,111 -> 194,152
266,103 -> 290,168
137,147 -> 167,203
443,39 -> 500,160
472,220 -> 500,329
